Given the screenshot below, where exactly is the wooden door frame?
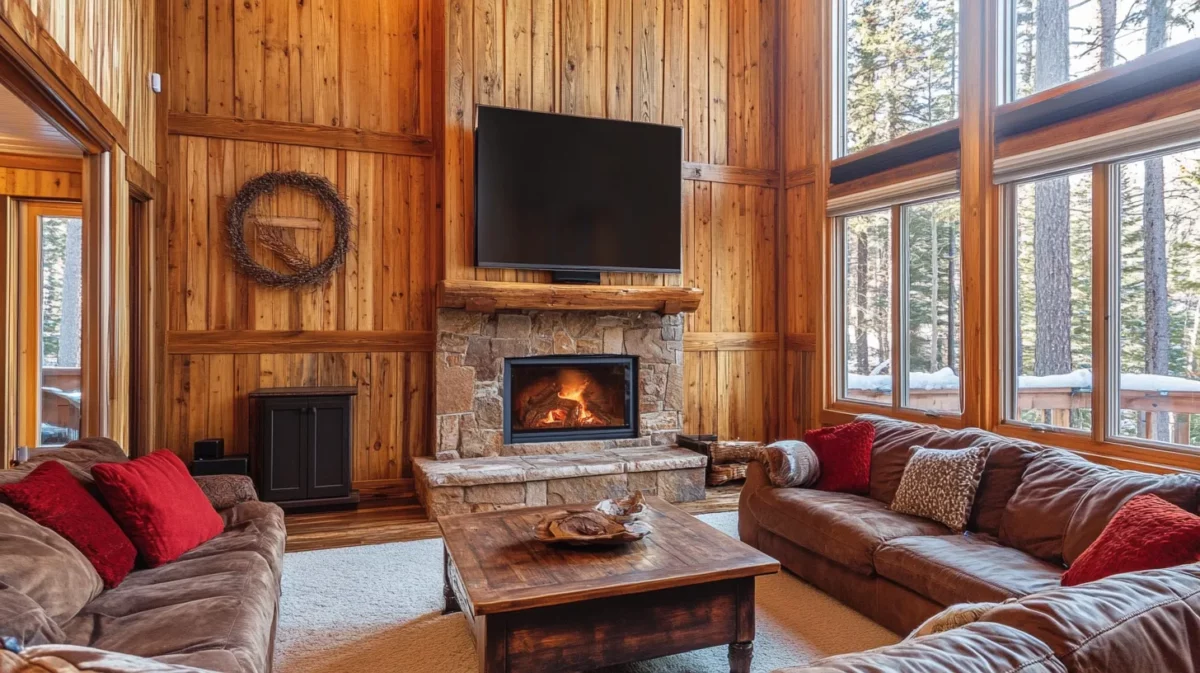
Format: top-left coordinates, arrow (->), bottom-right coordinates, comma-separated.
0,26 -> 123,464
126,179 -> 158,457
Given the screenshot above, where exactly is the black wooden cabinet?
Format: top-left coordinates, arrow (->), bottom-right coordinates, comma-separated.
250,387 -> 359,511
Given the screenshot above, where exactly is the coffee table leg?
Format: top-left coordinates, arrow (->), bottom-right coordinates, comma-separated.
728,642 -> 753,673
442,546 -> 461,615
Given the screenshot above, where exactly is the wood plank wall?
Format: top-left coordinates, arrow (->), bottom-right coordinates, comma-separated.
445,0 -> 782,442
165,1 -> 439,493
5,0 -> 158,173
779,2 -> 826,437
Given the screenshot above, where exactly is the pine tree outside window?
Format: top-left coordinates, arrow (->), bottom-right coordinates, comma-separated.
1113,146 -> 1200,450
1006,0 -> 1200,103
837,0 -> 960,157
841,210 -> 893,405
1006,171 -> 1094,433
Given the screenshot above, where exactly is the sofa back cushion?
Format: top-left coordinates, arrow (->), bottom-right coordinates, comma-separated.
0,584 -> 65,646
999,449 -> 1200,565
862,415 -> 1038,537
0,505 -> 102,624
979,563 -> 1200,673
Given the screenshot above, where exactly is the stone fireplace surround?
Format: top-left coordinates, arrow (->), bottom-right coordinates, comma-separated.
415,308 -> 706,520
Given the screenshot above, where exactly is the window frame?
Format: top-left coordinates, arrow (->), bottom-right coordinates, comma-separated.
834,194 -> 965,420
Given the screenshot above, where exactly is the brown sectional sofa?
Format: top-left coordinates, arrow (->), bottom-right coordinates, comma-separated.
740,415 -> 1200,672
0,440 -> 285,672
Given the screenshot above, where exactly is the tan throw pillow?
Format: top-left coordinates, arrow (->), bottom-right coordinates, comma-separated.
890,446 -> 989,532
908,601 -> 1003,639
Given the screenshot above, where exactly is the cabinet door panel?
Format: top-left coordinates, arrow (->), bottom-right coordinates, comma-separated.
308,398 -> 351,499
262,403 -> 308,501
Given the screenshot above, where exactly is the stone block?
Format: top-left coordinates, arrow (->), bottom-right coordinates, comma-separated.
552,331 -> 575,353
628,471 -> 658,495
661,324 -> 683,341
491,338 -> 532,360
547,474 -> 630,505
526,481 -> 547,506
437,415 -> 461,453
520,453 -> 624,479
465,483 -> 526,505
576,338 -> 602,354
603,328 -> 624,354
436,364 -> 475,415
427,501 -> 472,520
624,328 -> 670,363
464,337 -> 499,381
640,411 -> 682,433
427,486 -> 466,504
435,450 -> 462,461
657,468 -> 705,502
438,310 -> 486,336
473,392 -> 503,429
437,331 -> 470,354
607,446 -> 707,472
496,313 -> 532,339
561,313 -> 599,338
664,364 -> 684,411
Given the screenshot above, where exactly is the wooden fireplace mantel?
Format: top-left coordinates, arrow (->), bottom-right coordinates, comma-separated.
436,279 -> 703,315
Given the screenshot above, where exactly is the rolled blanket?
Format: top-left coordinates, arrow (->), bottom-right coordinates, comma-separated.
759,440 -> 821,488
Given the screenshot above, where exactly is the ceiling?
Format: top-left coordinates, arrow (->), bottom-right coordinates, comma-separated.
0,83 -> 81,158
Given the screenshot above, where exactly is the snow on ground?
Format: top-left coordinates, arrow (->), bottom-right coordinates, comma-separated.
848,368 -> 1200,393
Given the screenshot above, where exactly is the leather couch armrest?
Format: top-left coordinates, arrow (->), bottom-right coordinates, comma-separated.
193,474 -> 259,511
756,440 -> 821,488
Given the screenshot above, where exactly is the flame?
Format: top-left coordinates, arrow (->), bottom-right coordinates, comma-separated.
526,369 -> 609,428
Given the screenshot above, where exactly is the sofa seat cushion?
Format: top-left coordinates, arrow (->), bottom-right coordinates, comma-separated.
61,550 -> 278,673
0,504 -> 103,625
875,534 -> 1064,607
748,487 -> 950,575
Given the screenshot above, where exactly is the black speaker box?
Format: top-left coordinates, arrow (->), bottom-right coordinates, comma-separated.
194,438 -> 225,461
189,454 -> 249,477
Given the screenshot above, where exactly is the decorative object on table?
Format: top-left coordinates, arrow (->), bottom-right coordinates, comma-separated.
533,491 -> 651,546
226,171 -> 353,289
193,437 -> 224,461
676,434 -> 763,486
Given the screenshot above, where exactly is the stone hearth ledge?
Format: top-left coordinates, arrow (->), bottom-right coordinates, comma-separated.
414,446 -> 707,520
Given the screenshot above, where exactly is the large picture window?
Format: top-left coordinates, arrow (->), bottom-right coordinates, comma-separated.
842,210 -> 893,405
1114,146 -> 1200,449
838,0 -> 960,156
1007,0 -> 1200,102
903,197 -> 963,413
1008,171 -> 1094,432
839,196 -> 963,414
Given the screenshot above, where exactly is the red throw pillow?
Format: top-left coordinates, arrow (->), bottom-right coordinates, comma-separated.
0,461 -> 136,587
91,450 -> 225,567
1062,494 -> 1200,586
804,421 -> 875,494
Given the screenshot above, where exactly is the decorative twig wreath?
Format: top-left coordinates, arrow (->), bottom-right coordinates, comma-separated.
227,171 -> 353,288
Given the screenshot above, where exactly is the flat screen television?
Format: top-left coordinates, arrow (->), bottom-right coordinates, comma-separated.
474,106 -> 683,274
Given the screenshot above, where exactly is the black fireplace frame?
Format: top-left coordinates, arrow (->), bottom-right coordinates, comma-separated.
502,354 -> 639,445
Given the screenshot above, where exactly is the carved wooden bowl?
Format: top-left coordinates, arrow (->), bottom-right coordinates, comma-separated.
533,492 -> 652,547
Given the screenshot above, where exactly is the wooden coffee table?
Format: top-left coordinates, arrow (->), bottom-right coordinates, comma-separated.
439,495 -> 779,673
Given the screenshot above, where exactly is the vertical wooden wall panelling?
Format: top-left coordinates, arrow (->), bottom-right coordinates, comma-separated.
165,0 -> 440,486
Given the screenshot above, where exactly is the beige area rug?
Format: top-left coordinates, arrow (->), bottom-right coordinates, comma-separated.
277,512 -> 899,673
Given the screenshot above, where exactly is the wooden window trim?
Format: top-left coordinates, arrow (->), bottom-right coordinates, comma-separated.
996,38 -> 1200,140
831,120 -> 961,185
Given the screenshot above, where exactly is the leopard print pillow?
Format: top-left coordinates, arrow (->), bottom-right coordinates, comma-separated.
890,446 -> 989,532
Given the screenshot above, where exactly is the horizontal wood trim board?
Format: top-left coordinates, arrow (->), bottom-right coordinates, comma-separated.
828,152 -> 959,201
786,167 -> 817,189
166,330 -> 436,354
996,79 -> 1200,163
995,38 -> 1200,139
681,162 -> 780,187
830,119 -> 961,184
784,333 -> 817,352
124,158 -> 159,199
168,113 -> 436,157
438,280 -> 704,314
0,152 -> 81,172
683,332 -> 780,351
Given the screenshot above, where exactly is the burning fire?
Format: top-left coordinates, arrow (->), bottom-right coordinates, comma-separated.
526,369 -> 608,428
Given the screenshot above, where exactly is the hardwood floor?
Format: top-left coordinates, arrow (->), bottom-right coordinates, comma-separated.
284,484 -> 744,553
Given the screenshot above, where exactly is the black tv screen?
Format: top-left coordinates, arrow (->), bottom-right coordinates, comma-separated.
474,106 -> 683,274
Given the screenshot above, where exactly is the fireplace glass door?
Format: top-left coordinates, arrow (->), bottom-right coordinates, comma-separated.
503,355 -> 638,444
